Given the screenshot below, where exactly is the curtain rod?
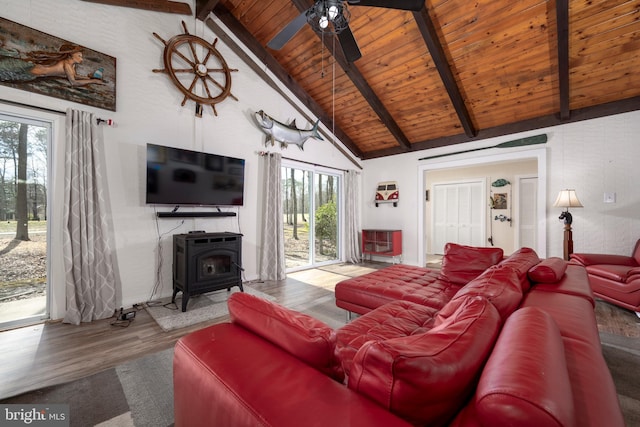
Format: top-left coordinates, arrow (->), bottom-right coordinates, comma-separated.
0,98 -> 66,115
1,99 -> 114,125
256,151 -> 356,173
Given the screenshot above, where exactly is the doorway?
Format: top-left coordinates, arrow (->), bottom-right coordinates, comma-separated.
418,147 -> 547,265
0,114 -> 51,329
282,163 -> 341,271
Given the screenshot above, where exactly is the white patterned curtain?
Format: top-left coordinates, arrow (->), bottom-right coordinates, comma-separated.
344,170 -> 361,263
259,152 -> 286,280
62,109 -> 117,324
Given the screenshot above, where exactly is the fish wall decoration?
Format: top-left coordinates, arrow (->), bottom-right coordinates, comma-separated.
491,178 -> 510,187
253,110 -> 323,150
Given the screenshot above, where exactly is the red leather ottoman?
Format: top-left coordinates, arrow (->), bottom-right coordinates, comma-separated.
335,264 -> 460,315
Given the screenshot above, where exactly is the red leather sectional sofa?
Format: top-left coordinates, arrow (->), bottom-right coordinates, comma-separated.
173,244 -> 624,427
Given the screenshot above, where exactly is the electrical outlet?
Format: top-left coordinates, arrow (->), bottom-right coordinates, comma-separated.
603,192 -> 616,203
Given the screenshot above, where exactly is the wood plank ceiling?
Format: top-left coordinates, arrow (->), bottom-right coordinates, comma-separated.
195,0 -> 640,159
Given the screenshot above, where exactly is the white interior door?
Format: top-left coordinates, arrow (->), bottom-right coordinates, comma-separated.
432,180 -> 484,254
516,175 -> 538,249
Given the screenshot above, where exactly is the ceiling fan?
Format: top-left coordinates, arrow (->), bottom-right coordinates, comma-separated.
267,0 -> 425,62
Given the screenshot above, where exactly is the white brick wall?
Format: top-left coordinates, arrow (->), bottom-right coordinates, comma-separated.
364,110 -> 640,263
548,111 -> 640,257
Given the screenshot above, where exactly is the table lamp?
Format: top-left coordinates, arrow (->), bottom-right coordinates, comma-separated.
553,189 -> 583,260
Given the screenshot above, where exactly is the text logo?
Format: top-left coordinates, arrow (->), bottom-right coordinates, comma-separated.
1,405 -> 69,426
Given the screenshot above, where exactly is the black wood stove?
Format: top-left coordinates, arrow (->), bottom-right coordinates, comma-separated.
172,232 -> 243,312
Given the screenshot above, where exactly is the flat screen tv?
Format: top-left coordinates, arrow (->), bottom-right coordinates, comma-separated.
146,143 -> 245,206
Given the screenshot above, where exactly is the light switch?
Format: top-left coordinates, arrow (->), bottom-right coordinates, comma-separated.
603,192 -> 616,203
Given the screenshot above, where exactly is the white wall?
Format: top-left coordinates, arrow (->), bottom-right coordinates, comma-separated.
363,112 -> 640,265
0,0 -> 359,319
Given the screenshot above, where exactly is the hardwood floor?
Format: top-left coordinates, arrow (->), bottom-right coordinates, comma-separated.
0,262 -> 638,400
0,263 -> 376,399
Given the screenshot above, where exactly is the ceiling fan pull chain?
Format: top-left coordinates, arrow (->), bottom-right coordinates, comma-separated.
321,31 -> 326,78
332,34 -> 336,141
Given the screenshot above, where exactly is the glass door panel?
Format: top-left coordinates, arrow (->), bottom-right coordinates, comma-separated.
314,172 -> 338,264
282,166 -> 340,271
0,115 -> 50,329
283,167 -> 311,269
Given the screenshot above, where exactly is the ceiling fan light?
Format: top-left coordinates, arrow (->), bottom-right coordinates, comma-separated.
328,5 -> 339,20
306,1 -> 350,35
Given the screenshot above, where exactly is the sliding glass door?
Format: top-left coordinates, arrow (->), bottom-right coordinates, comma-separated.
314,172 -> 338,263
282,164 -> 341,271
283,167 -> 311,269
0,114 -> 51,329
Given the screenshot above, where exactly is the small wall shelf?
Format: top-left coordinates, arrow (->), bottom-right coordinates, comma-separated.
157,212 -> 236,218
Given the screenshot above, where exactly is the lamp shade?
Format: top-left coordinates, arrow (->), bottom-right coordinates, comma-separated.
553,189 -> 583,208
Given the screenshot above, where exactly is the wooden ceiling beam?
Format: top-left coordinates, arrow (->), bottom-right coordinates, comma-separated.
556,0 -> 570,120
413,7 -> 477,138
209,4 -> 365,160
290,0 -> 413,152
195,0 -> 219,21
363,96 -> 640,159
81,0 -> 192,14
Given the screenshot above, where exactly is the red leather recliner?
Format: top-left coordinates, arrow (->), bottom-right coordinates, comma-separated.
570,239 -> 640,315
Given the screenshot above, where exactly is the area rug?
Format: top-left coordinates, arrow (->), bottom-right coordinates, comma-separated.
0,348 -> 175,427
145,286 -> 275,332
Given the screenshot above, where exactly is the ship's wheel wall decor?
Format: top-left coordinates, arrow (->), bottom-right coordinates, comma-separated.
153,21 -> 238,116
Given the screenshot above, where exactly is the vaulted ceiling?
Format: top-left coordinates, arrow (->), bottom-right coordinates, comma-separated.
94,0 -> 640,160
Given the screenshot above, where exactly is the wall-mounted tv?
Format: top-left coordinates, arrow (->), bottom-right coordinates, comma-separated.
146,143 -> 245,206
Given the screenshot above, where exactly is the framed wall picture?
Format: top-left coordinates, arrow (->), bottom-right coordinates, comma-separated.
0,17 -> 116,111
492,193 -> 508,210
